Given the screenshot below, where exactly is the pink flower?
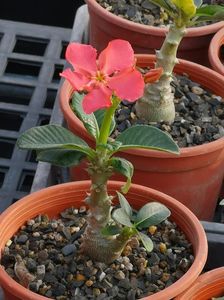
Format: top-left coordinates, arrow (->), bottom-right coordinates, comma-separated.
60,40 -> 145,114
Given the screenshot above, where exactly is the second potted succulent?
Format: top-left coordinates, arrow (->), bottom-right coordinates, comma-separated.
60,0 -> 224,221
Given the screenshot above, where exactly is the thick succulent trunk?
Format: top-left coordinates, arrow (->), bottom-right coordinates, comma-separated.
79,153 -> 130,263
135,24 -> 186,123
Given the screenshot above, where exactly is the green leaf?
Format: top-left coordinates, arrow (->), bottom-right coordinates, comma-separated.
195,5 -> 224,22
110,158 -> 134,193
115,125 -> 179,154
116,192 -> 133,218
71,92 -> 99,139
196,5 -> 224,16
94,109 -> 115,136
112,208 -> 133,227
17,124 -> 94,158
137,231 -> 153,252
171,0 -> 196,18
135,202 -> 171,229
97,140 -> 122,153
37,149 -> 85,167
101,225 -> 121,236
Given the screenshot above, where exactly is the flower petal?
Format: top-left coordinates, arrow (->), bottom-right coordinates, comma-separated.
108,69 -> 144,102
82,86 -> 112,114
144,68 -> 163,83
60,69 -> 89,91
98,40 -> 135,75
65,43 -> 97,74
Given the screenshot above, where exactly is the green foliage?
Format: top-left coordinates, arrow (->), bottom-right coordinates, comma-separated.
97,140 -> 122,153
71,92 -> 99,139
137,231 -> 154,252
112,208 -> 133,227
37,149 -> 85,167
112,193 -> 170,253
149,0 -> 177,15
17,124 -> 95,163
171,0 -> 196,18
101,224 -> 121,236
195,5 -> 224,23
115,125 -> 179,154
110,158 -> 134,193
116,191 -> 133,218
135,202 -> 171,229
150,0 -> 197,23
150,0 -> 224,26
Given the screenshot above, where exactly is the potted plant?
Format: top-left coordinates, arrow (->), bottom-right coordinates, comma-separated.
85,0 -> 224,66
60,31 -> 224,220
0,40 -> 208,300
209,27 -> 224,75
175,267 -> 224,299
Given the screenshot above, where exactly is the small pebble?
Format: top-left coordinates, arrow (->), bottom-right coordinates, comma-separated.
148,225 -> 157,235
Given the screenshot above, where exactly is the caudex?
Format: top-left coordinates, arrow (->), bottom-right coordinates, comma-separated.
135,0 -> 224,123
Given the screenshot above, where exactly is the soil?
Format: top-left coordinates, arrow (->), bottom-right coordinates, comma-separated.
1,207 -> 194,299
112,72 -> 224,148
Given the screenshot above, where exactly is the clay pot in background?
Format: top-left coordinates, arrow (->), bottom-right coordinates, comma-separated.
175,267 -> 224,300
85,0 -> 224,66
209,27 -> 224,76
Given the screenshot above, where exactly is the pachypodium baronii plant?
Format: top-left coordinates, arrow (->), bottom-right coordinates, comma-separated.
17,40 -> 179,263
135,0 -> 224,123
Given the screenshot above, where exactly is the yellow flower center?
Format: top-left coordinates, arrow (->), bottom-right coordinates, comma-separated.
93,71 -> 107,84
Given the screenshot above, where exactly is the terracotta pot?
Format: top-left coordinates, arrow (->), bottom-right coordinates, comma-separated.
60,55 -> 224,221
209,27 -> 224,76
85,0 -> 224,66
0,181 -> 207,300
175,267 -> 224,299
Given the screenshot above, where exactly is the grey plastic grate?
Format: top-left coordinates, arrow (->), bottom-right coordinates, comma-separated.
0,20 -> 71,212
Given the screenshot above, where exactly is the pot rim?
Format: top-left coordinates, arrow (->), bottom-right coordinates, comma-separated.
175,267 -> 224,299
0,180 -> 208,300
85,0 -> 224,37
209,27 -> 224,76
60,54 -> 224,159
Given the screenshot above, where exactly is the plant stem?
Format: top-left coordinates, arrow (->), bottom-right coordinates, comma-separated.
98,97 -> 119,145
135,24 -> 186,123
80,96 -> 132,263
80,154 -> 132,263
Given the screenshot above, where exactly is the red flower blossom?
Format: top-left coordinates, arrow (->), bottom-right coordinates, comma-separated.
60,40 -> 143,114
61,40 -> 162,114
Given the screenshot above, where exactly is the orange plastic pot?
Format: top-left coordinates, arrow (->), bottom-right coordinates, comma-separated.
85,0 -> 224,66
175,267 -> 224,299
0,181 -> 207,300
60,55 -> 224,221
209,27 -> 224,76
